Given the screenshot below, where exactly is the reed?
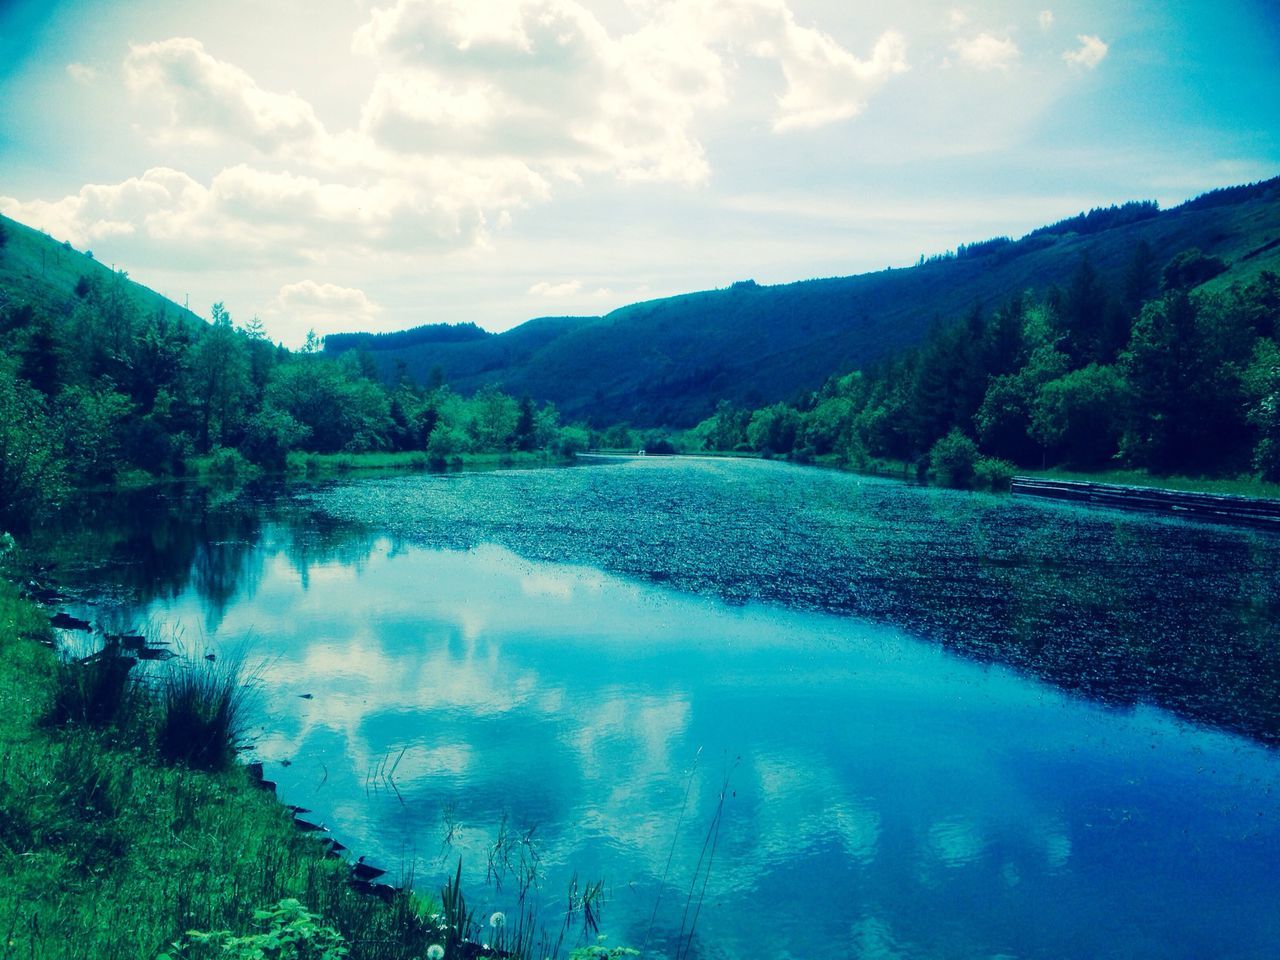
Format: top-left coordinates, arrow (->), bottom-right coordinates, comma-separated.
155,650 -> 257,771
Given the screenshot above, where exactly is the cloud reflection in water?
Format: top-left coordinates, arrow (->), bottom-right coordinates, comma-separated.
105,526 -> 1280,960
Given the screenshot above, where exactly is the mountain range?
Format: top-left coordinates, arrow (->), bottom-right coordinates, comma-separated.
325,177 -> 1280,427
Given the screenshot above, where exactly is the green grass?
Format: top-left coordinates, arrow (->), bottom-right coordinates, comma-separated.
0,213 -> 204,326
284,449 -> 565,477
1022,467 -> 1280,499
0,577 -> 628,959
0,580 -> 429,959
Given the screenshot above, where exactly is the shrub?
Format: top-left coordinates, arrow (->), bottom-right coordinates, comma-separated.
156,654 -> 254,771
569,946 -> 640,960
929,428 -> 979,489
0,373 -> 68,529
426,425 -> 468,469
1161,248 -> 1227,290
642,435 -> 676,456
165,899 -> 349,960
974,456 -> 1016,492
552,426 -> 591,458
207,446 -> 255,480
746,403 -> 801,455
44,655 -> 138,731
242,408 -> 310,470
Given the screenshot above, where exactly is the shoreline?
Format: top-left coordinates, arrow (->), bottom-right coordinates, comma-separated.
0,571 -> 617,959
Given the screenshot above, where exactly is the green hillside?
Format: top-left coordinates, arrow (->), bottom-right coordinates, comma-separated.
330,177 -> 1280,427
0,214 -> 205,329
0,214 -> 596,529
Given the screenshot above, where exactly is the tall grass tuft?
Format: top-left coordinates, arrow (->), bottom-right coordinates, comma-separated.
156,651 -> 256,771
43,653 -> 138,731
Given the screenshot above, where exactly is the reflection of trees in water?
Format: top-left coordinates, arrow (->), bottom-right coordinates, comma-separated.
280,512 -> 389,592
43,481 -> 383,632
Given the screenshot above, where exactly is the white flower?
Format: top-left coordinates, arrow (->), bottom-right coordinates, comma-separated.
489,911 -> 506,929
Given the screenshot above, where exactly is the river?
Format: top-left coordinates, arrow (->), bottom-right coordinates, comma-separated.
48,457 -> 1280,959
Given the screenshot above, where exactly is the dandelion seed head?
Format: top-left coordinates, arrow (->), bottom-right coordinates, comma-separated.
489,911 -> 506,928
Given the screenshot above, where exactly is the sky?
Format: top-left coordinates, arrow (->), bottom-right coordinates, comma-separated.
1,0 -> 1278,345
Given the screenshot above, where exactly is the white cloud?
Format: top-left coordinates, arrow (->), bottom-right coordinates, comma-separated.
763,19 -> 908,132
0,159 -> 549,267
948,9 -> 969,30
5,0 -> 916,337
66,62 -> 98,84
1063,34 -> 1108,69
275,279 -> 380,326
0,168 -> 211,250
950,32 -> 1020,71
528,279 -> 583,297
353,0 -> 707,181
124,37 -> 326,152
353,0 -> 908,178
1038,10 -> 1054,31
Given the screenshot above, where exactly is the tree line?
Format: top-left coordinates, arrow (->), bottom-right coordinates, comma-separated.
683,247 -> 1280,488
0,268 -> 589,529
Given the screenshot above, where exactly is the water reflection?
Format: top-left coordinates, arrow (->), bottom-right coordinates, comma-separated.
315,460 -> 1280,745
43,471 -> 1280,959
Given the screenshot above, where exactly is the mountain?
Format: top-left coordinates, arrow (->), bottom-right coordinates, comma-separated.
327,177 -> 1280,428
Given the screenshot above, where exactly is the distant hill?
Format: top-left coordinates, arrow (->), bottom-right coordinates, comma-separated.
0,214 -> 205,329
328,177 -> 1280,427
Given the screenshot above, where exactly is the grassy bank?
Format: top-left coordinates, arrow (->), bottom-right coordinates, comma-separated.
181,448 -> 571,483
0,576 -> 617,960
1020,467 -> 1280,499
768,448 -> 1280,500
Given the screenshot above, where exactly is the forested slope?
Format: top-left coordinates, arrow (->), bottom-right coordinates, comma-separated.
336,178 -> 1280,426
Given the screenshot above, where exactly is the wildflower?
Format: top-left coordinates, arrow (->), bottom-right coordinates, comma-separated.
489,911 -> 506,929
427,945 -> 445,960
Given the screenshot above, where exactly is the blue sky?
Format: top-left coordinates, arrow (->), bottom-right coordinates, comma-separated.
2,0 -> 1278,343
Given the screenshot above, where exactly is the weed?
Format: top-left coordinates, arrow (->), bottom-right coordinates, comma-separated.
155,651 -> 256,771
164,898 -> 349,960
43,652 -> 138,731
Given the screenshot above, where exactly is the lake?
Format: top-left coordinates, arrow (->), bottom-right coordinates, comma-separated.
49,458 -> 1280,959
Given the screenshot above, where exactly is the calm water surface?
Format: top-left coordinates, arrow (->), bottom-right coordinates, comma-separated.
52,459 -> 1280,959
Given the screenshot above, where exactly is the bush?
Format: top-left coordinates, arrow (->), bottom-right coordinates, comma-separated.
642,435 -> 676,455
974,456 -> 1016,492
746,403 -> 801,455
242,408 -> 310,470
929,428 -> 979,489
426,425 -> 468,469
156,655 -> 254,771
207,446 -> 256,480
1162,248 -> 1227,290
166,899 -> 349,960
44,655 -> 138,731
0,373 -> 68,529
552,426 -> 591,458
